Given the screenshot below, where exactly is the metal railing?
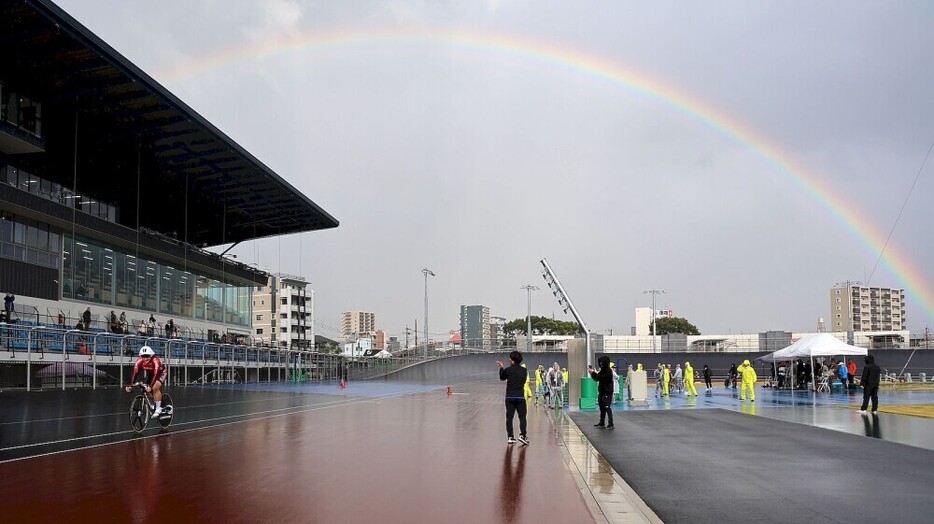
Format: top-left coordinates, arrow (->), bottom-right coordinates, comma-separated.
0,322 -> 418,391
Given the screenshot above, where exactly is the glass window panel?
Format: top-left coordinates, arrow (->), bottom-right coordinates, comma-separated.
37,251 -> 49,268
13,221 -> 24,244
101,248 -> 114,305
4,166 -> 16,186
48,230 -> 60,254
51,183 -> 62,203
49,253 -> 59,270
12,245 -> 24,261
35,226 -> 48,251
27,173 -> 39,194
25,224 -> 38,248
62,235 -> 74,299
1,242 -> 13,258
195,278 -> 207,320
26,247 -> 38,264
39,178 -> 51,198
0,215 -> 12,243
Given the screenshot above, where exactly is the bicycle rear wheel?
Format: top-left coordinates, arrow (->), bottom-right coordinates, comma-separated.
157,392 -> 174,429
130,395 -> 148,433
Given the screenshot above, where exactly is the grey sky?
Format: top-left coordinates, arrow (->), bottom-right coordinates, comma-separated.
56,1 -> 934,340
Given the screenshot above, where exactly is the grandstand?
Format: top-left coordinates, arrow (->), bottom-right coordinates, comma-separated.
0,0 -> 338,387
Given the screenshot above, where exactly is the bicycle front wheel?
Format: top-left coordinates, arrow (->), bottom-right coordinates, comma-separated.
130,395 -> 148,433
157,392 -> 174,429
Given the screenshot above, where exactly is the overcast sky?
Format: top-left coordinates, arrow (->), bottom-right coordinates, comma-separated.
56,1 -> 934,341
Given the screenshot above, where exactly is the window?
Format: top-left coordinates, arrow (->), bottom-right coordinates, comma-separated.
281,298 -> 287,305
256,314 -> 263,321
256,328 -> 264,335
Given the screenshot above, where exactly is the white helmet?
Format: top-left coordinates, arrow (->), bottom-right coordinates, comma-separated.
139,346 -> 155,357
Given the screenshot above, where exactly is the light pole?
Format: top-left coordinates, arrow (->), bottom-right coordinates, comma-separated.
644,289 -> 665,352
521,285 -> 539,353
422,268 -> 435,360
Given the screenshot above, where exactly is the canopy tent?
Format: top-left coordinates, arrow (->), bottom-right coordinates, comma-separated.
756,333 -> 867,362
756,333 -> 867,392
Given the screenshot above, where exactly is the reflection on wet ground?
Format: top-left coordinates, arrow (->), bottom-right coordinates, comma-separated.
595,385 -> 934,451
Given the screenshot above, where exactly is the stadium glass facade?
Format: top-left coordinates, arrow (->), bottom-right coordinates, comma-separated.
60,233 -> 251,327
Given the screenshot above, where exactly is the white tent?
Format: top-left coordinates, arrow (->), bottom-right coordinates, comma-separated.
759,333 -> 867,361
756,333 -> 867,391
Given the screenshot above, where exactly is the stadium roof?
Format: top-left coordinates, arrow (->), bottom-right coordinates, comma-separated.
0,0 -> 339,246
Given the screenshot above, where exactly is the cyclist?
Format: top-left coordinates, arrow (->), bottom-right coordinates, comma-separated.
125,346 -> 168,417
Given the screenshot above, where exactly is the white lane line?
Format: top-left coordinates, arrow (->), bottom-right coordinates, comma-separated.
0,391 -> 328,426
0,389 -> 425,464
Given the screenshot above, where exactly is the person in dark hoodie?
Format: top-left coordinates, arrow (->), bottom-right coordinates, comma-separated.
498,351 -> 530,445
589,355 -> 615,430
858,355 -> 882,414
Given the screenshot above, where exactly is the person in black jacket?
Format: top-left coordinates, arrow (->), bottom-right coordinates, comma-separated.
858,354 -> 882,414
498,351 -> 529,445
589,355 -> 615,429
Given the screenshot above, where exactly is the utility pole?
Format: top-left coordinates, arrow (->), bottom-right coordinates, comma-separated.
521,285 -> 539,353
644,289 -> 665,352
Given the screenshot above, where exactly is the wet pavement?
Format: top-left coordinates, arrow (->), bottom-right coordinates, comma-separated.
0,380 -> 595,523
605,384 -> 934,451
5,356 -> 934,523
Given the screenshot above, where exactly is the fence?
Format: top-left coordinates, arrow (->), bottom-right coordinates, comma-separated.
0,322 -> 416,390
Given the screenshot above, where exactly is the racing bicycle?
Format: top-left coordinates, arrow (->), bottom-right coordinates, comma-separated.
128,382 -> 174,433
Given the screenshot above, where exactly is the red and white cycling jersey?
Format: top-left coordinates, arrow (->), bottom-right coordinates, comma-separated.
130,356 -> 167,386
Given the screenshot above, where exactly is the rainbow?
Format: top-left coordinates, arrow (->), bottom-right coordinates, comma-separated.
158,28 -> 933,328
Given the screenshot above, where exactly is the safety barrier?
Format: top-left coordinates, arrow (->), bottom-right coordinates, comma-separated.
0,322 -> 415,390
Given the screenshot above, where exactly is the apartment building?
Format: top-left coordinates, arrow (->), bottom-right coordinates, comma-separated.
460,305 -> 491,350
252,273 -> 313,349
830,285 -> 906,332
341,311 -> 376,341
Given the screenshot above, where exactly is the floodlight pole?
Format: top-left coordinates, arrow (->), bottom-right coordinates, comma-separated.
540,258 -> 591,367
422,268 -> 435,360
644,289 -> 665,352
521,285 -> 539,353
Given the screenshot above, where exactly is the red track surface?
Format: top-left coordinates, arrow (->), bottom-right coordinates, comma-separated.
2,382 -> 593,523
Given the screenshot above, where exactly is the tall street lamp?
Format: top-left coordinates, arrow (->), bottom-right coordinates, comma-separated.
521,285 -> 539,353
644,289 -> 665,352
422,268 -> 435,360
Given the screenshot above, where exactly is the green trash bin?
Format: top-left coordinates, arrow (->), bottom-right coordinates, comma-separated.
580,376 -> 598,410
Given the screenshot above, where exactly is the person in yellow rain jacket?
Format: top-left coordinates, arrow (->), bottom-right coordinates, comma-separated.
684,361 -> 698,396
739,359 -> 757,401
662,364 -> 671,397
522,363 -> 533,399
534,365 -> 546,406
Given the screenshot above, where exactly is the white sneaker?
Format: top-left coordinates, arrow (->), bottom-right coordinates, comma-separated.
152,407 -> 162,417
507,436 -> 516,445
857,410 -> 867,414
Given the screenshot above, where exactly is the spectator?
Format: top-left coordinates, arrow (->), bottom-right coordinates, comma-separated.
837,360 -> 848,390
110,310 -> 119,333
165,319 -> 174,339
3,292 -> 14,320
497,350 -> 529,445
703,364 -> 712,390
82,307 -> 91,329
858,355 -> 882,414
685,361 -> 698,396
673,364 -> 683,394
738,360 -> 757,402
548,362 -> 565,409
847,359 -> 857,390
119,312 -> 128,332
625,364 -> 634,401
589,356 -> 615,430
